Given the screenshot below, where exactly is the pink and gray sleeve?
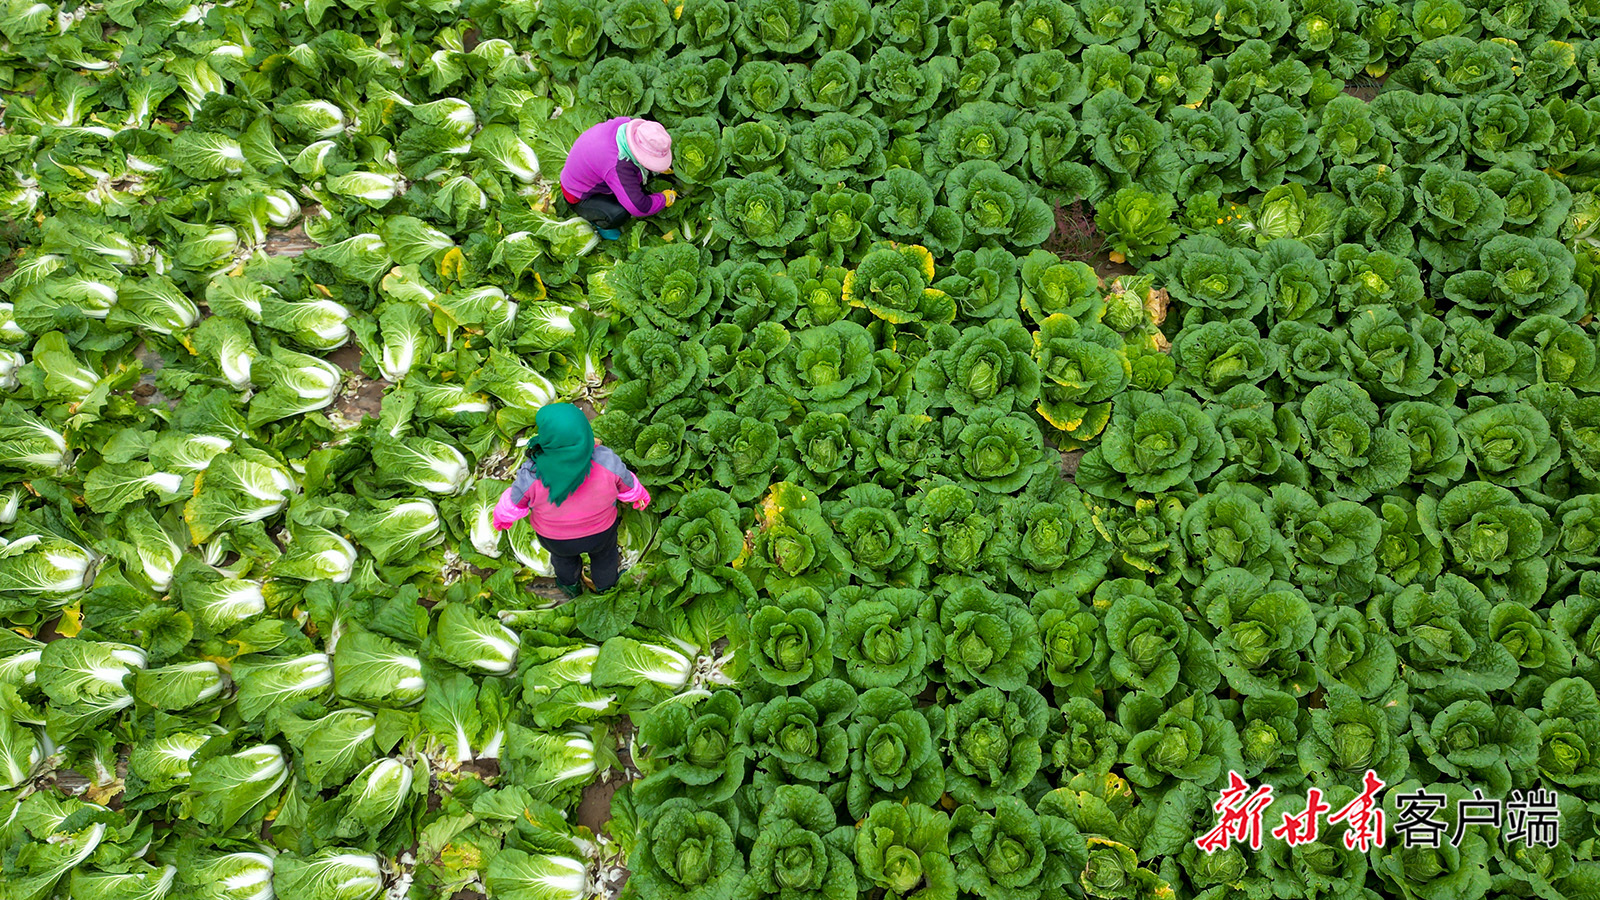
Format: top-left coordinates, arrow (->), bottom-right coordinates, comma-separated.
491,464 -> 538,528
595,446 -> 648,503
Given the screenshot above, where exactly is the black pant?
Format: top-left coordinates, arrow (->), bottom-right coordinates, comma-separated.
567,194 -> 630,231
538,521 -> 621,591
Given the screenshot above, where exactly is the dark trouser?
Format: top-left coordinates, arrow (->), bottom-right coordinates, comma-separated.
567,194 -> 630,231
538,520 -> 621,591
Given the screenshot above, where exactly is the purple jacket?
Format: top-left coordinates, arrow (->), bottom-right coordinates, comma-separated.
493,445 -> 648,540
559,117 -> 667,217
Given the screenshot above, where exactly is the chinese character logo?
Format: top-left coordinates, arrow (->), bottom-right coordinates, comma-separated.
1505,788 -> 1561,848
1393,789 -> 1447,848
1196,771 -> 1275,853
1196,771 -> 1561,853
1272,788 -> 1331,847
1327,770 -> 1386,851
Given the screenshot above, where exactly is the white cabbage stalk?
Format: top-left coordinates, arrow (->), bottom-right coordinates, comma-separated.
0,647 -> 41,685
284,852 -> 382,900
328,171 -> 401,203
444,395 -> 491,415
132,732 -> 210,786
550,647 -> 598,686
216,580 -> 265,619
308,533 -> 358,584
283,358 -> 341,403
419,98 -> 476,136
10,418 -> 66,470
395,660 -> 425,700
170,5 -> 204,26
61,823 -> 108,871
150,661 -> 227,706
265,653 -> 333,697
295,100 -> 346,138
177,60 -> 226,107
234,745 -> 289,788
379,336 -> 415,383
183,225 -> 239,275
294,141 -> 337,178
61,275 -> 118,315
440,175 -> 487,210
470,501 -> 500,559
172,435 -> 234,472
49,356 -> 99,396
544,855 -> 589,896
0,350 -> 21,391
217,853 -> 275,900
470,624 -> 520,675
292,299 -> 351,347
0,178 -> 43,219
200,539 -> 228,568
489,852 -> 588,900
109,645 -> 149,670
528,305 -> 577,339
375,438 -> 469,496
595,637 -> 693,690
137,526 -> 183,592
243,464 -> 295,505
436,604 -> 521,675
189,664 -> 226,704
556,733 -> 596,782
220,344 -> 255,391
0,535 -> 99,595
0,302 -> 25,342
264,190 -> 301,226
351,757 -> 413,816
1,723 -> 42,789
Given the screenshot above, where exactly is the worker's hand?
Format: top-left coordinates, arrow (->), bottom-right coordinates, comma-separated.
661,189 -> 678,208
630,484 -> 652,511
491,494 -> 522,531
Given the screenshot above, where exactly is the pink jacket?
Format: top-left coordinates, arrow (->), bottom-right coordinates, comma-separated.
493,445 -> 650,540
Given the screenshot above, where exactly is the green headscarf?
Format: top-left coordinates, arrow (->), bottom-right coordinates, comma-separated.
616,125 -> 643,171
525,403 -> 594,506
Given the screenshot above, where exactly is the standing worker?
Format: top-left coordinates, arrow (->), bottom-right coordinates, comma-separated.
492,403 -> 651,599
559,117 -> 677,240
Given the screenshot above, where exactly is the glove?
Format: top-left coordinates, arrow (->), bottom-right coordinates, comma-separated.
661,189 -> 678,208
491,492 -> 525,531
619,481 -> 652,511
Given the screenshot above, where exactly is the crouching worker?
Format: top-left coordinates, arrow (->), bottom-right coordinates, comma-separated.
559,117 -> 677,240
491,403 -> 651,599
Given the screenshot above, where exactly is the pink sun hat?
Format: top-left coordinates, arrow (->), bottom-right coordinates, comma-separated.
625,119 -> 673,173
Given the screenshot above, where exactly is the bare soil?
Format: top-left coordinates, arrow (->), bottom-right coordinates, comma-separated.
327,345 -> 387,422
335,377 -> 386,422
1061,450 -> 1085,479
264,223 -> 321,257
1343,71 -> 1389,103
576,780 -> 620,835
1093,256 -> 1139,284
131,341 -> 179,409
524,579 -> 573,603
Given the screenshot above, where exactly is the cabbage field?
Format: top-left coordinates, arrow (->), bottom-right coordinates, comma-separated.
4,0 -> 1600,898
